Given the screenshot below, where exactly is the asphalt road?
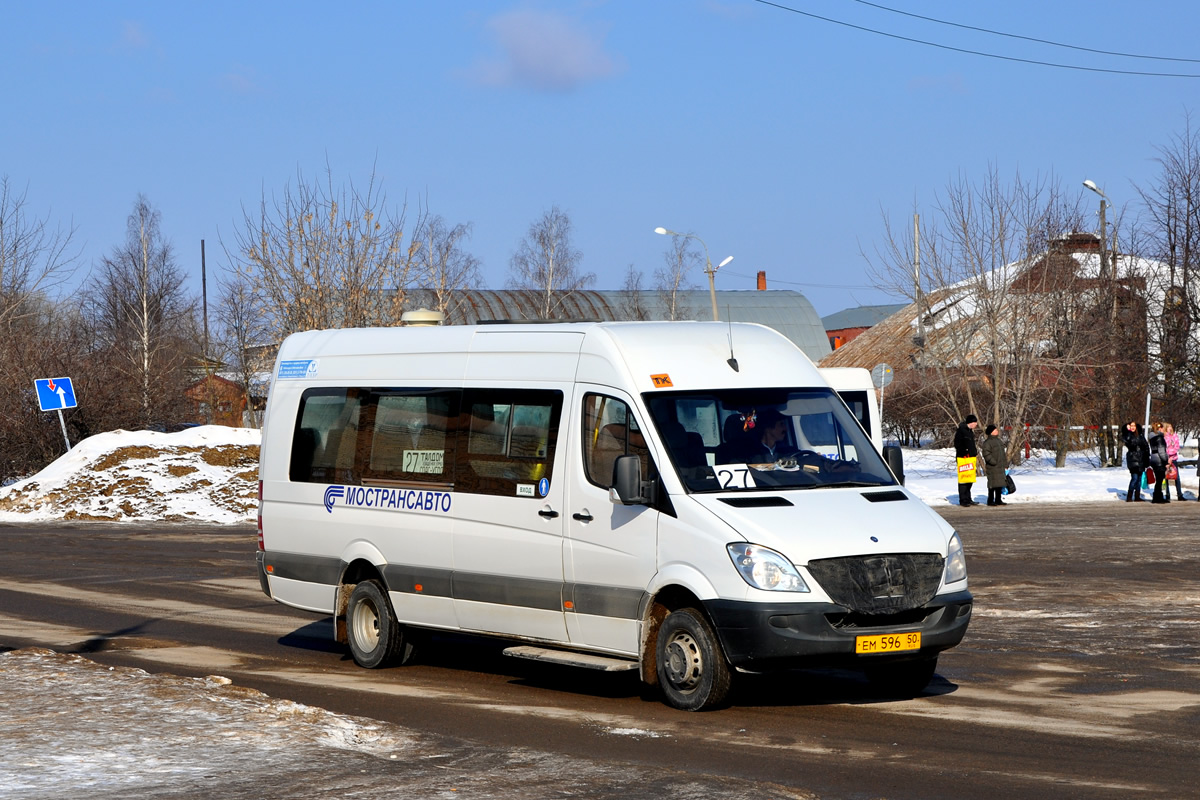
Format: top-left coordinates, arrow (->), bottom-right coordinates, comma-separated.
1,501 -> 1198,799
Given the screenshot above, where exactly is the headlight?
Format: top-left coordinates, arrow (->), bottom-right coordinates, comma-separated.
727,543 -> 810,592
944,532 -> 967,584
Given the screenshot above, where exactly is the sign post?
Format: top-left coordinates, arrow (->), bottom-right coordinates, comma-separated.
34,377 -> 77,451
871,363 -> 893,428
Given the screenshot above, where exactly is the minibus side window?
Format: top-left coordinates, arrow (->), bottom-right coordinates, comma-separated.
291,388 -> 365,484
364,390 -> 459,485
582,394 -> 656,488
456,389 -> 562,497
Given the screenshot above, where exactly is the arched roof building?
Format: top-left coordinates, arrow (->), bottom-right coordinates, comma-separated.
409,288 -> 831,362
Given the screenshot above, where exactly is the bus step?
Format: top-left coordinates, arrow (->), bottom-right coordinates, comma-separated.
503,646 -> 638,672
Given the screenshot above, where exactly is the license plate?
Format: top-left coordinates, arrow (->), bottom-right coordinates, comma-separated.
855,631 -> 921,654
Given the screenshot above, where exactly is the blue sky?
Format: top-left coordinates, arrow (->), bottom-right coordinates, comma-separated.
3,1 -> 1197,317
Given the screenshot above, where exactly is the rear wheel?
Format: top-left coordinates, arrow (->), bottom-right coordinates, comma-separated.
655,608 -> 732,711
865,655 -> 938,697
346,580 -> 412,668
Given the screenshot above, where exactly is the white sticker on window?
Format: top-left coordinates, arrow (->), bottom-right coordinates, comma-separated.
403,450 -> 445,474
713,465 -> 758,489
516,484 -> 536,497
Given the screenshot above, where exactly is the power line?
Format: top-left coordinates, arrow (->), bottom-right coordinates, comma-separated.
752,0 -> 1200,78
850,0 -> 1200,64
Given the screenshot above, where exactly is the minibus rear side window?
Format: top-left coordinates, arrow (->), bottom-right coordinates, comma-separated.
364,390 -> 459,485
457,389 -> 562,497
291,389 -> 365,484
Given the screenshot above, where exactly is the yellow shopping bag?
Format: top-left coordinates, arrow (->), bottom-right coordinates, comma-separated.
956,456 -> 977,483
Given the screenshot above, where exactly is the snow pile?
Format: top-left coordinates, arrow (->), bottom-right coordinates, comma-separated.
0,426 -> 261,524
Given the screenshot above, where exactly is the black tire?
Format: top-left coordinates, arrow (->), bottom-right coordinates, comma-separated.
865,655 -> 938,697
655,608 -> 733,711
346,580 -> 412,669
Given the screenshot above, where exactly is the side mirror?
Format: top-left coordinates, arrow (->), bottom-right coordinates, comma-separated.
883,445 -> 905,485
610,455 -> 649,505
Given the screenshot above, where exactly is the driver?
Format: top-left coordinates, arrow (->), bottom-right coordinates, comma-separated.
747,408 -> 862,478
747,409 -> 798,464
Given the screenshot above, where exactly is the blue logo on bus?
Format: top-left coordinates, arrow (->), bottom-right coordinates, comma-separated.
323,486 -> 345,512
538,477 -> 550,497
322,484 -> 452,515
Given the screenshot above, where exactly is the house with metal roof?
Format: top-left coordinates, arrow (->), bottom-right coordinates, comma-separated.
822,303 -> 908,351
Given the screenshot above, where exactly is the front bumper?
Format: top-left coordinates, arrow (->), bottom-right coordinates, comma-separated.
703,589 -> 973,670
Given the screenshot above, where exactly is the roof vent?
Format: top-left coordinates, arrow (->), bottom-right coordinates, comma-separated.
400,308 -> 444,327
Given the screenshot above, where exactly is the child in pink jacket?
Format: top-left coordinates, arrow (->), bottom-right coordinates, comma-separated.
1165,423 -> 1185,501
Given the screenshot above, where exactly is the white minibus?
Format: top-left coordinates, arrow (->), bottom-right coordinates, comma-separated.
256,321 -> 971,710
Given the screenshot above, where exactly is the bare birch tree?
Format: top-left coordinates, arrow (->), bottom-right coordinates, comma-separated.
867,169 -> 1101,462
656,235 -> 698,320
86,195 -> 197,427
0,176 -> 80,328
225,164 -> 423,338
213,272 -> 273,427
412,214 -> 482,324
619,265 -> 650,320
1135,113 -> 1200,431
507,206 -> 593,319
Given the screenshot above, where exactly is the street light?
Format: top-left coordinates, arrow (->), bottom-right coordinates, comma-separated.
654,226 -> 733,321
1084,179 -> 1119,464
1083,180 -> 1112,280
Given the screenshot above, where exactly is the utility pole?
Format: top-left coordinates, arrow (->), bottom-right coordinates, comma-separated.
201,239 -> 208,357
1085,180 -> 1119,466
913,214 -> 925,366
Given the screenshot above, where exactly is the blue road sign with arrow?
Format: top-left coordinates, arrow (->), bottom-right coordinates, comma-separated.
35,377 -> 78,411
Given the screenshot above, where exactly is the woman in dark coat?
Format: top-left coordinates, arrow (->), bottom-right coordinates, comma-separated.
980,424 -> 1008,506
1148,422 -> 1170,503
1122,421 -> 1150,502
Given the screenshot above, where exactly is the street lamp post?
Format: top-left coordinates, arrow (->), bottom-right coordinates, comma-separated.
1084,179 -> 1118,465
654,227 -> 733,321
1084,180 -> 1112,281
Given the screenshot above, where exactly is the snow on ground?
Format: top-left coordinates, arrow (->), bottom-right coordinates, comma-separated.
0,648 -> 417,798
0,428 -> 1187,797
0,648 -> 806,799
902,445 -> 1196,505
0,426 -> 1188,526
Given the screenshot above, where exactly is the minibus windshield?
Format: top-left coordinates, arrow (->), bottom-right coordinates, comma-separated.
645,388 -> 897,493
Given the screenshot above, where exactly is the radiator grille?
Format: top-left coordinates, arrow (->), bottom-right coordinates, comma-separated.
806,553 -> 945,615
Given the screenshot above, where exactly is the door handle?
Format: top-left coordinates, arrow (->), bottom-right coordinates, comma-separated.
538,509 -> 560,519
572,512 -> 593,522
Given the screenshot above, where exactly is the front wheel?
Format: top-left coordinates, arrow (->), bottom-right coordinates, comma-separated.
346,580 -> 412,668
655,608 -> 732,711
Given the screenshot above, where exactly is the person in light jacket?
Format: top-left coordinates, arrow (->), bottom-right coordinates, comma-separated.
1165,422 -> 1185,501
980,424 -> 1008,506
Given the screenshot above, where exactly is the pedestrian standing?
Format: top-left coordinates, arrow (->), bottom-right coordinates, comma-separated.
1148,422 -> 1170,503
1165,422 -> 1185,501
981,424 -> 1008,506
954,414 -> 980,506
1121,421 -> 1150,502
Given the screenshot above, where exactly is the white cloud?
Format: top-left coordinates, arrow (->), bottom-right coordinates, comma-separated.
120,20 -> 150,50
468,8 -> 623,92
